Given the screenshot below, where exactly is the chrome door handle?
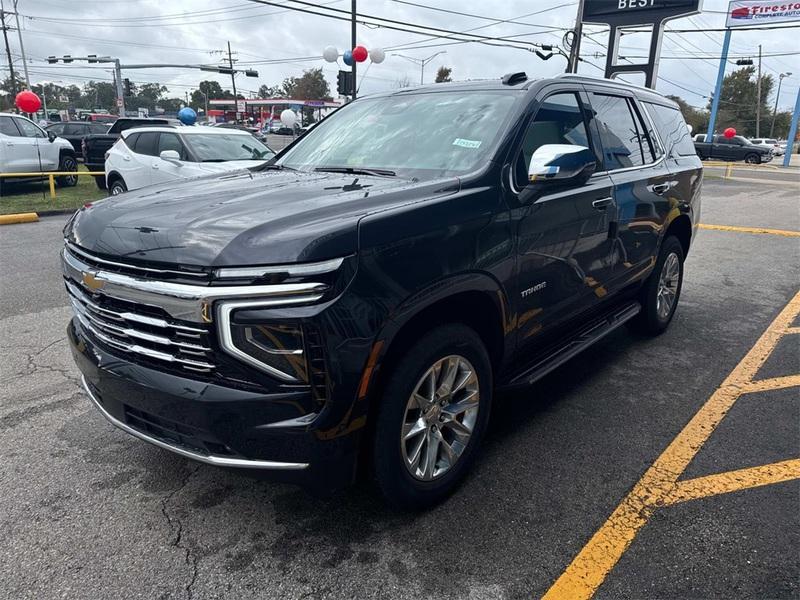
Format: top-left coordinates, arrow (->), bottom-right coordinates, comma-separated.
592,197 -> 613,210
650,183 -> 670,195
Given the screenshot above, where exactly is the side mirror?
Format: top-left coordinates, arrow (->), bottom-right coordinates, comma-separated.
47,131 -> 57,143
528,144 -> 596,185
159,150 -> 182,165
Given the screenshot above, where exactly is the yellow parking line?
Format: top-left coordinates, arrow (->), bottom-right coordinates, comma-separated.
542,290 -> 800,600
740,374 -> 800,394
662,459 -> 800,506
698,224 -> 800,237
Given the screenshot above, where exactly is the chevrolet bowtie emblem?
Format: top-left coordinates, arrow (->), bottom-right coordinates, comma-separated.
81,271 -> 105,291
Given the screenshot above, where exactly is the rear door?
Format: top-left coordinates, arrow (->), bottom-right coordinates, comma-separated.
124,131 -> 159,190
584,90 -> 673,289
511,87 -> 617,342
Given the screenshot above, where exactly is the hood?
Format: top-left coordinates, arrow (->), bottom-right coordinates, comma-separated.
192,160 -> 269,175
66,169 -> 458,267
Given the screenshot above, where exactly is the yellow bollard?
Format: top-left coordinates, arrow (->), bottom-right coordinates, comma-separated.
49,174 -> 56,199
725,163 -> 733,179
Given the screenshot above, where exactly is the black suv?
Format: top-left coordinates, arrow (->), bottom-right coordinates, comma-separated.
63,73 -> 701,509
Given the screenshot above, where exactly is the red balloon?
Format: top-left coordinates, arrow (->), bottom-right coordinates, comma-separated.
723,127 -> 736,139
352,45 -> 368,63
15,90 -> 42,113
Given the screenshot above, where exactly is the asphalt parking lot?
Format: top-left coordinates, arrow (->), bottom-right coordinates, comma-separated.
1,176 -> 798,600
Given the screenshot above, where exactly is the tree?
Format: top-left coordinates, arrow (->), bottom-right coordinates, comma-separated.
435,66 -> 452,83
280,68 -> 331,123
258,84 -> 283,98
80,81 -> 117,111
665,95 -> 708,134
707,66 -> 774,137
394,75 -> 411,89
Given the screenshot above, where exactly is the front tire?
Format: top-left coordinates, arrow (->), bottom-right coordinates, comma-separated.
373,324 -> 492,510
744,153 -> 761,164
629,236 -> 684,336
56,154 -> 78,187
109,178 -> 127,196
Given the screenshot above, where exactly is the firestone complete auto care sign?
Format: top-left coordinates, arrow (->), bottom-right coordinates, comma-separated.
726,0 -> 800,27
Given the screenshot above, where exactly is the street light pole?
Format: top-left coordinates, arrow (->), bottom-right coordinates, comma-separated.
394,51 -> 447,85
351,0 -> 357,99
770,72 -> 791,138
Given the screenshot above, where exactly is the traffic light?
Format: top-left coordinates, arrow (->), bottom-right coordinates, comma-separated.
47,56 -> 57,64
736,58 -> 754,65
88,54 -> 97,64
245,69 -> 259,78
123,78 -> 132,96
337,70 -> 354,96
62,55 -> 73,63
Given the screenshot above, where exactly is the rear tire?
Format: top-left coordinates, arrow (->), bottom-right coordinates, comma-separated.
56,154 -> 78,187
629,236 -> 684,336
94,175 -> 107,190
372,324 -> 492,510
109,178 -> 127,196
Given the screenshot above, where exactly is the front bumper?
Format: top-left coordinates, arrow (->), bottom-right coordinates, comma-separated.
69,320 -> 360,491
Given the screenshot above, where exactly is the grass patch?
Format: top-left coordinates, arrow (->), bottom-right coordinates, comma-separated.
0,166 -> 108,215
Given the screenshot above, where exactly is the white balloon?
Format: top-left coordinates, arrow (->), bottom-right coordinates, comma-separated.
280,109 -> 297,127
370,47 -> 386,64
687,123 -> 693,134
323,46 -> 339,63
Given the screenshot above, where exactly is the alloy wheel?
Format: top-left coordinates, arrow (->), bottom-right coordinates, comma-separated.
656,252 -> 680,321
400,355 -> 480,481
63,157 -> 78,185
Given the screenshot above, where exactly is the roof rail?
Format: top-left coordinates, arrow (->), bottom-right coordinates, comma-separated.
555,73 -> 660,95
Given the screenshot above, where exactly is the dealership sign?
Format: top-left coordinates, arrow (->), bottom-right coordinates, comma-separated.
583,0 -> 701,26
725,0 -> 800,27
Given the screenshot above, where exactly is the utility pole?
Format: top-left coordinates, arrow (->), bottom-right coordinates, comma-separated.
755,44 -> 762,138
227,41 -> 238,120
0,1 -> 17,99
770,72 -> 792,138
351,0 -> 357,99
113,58 -> 125,116
567,0 -> 585,74
12,0 -> 28,88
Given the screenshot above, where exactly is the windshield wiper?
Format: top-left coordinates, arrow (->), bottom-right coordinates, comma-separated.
314,166 -> 396,177
253,163 -> 296,171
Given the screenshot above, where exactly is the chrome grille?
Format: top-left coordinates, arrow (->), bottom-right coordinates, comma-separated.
66,280 -> 216,373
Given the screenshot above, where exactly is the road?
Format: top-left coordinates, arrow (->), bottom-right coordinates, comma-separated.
0,177 -> 798,600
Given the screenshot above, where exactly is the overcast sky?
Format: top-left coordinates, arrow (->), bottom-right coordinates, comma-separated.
9,0 -> 800,110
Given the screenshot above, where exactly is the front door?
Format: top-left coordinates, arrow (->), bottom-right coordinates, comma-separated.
14,116 -> 57,171
511,90 -> 617,343
0,116 -> 39,172
149,132 -> 190,186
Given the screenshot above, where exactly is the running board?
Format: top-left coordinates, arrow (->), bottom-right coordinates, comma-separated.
501,302 -> 641,390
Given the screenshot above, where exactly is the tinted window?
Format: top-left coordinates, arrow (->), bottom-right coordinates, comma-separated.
133,132 -> 159,156
47,123 -> 66,135
0,116 -> 21,136
124,132 -> 140,149
590,94 -> 654,170
156,133 -> 187,160
90,123 -> 109,133
644,102 -> 696,157
63,123 -> 87,136
515,92 -> 590,187
15,117 -> 46,138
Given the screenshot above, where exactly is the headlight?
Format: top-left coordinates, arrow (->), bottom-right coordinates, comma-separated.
218,301 -> 307,382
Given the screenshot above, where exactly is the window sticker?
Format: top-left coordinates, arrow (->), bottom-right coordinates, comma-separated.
452,138 -> 482,149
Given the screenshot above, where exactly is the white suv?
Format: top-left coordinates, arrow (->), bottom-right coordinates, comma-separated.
749,138 -> 784,156
104,126 -> 275,195
0,112 -> 77,195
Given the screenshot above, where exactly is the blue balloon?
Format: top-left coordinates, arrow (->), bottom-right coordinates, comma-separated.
178,106 -> 197,125
342,50 -> 354,66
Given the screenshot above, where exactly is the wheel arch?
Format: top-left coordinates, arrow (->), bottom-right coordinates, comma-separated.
664,213 -> 692,258
106,170 -> 124,186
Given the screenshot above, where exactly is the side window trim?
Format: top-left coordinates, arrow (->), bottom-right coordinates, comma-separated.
585,89 -> 666,175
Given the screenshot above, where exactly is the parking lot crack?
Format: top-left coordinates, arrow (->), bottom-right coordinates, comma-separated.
160,465 -> 201,599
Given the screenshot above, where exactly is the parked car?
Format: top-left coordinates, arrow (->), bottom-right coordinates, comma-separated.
749,138 -> 784,156
0,112 -> 77,196
693,134 -> 772,163
81,113 -> 118,125
46,121 -> 109,154
81,118 -> 172,188
63,72 -> 701,509
104,126 -> 275,194
211,122 -> 273,145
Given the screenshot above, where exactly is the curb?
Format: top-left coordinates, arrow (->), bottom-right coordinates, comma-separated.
0,212 -> 39,225
37,208 -> 78,217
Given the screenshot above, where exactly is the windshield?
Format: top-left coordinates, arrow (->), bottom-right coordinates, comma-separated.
184,133 -> 274,161
277,91 -> 518,178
